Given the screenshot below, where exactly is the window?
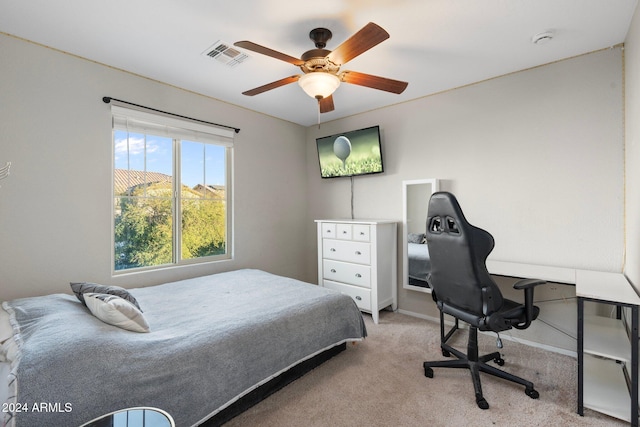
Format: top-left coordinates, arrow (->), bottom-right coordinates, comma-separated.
111,105 -> 234,273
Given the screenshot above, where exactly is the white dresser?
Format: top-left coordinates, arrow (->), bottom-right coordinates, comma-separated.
315,219 -> 397,324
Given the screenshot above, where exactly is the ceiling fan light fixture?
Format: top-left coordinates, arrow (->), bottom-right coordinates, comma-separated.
298,72 -> 340,99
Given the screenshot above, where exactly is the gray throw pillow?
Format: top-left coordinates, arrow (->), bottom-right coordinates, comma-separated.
70,282 -> 143,312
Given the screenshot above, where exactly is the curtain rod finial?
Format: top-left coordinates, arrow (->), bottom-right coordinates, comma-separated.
102,97 -> 112,104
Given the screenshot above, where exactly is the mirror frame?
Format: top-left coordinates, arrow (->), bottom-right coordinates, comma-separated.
402,178 -> 439,293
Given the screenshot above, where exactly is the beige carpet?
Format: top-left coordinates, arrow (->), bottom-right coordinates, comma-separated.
224,311 -> 626,427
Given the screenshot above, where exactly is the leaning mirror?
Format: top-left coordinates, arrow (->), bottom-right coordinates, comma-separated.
402,179 -> 439,293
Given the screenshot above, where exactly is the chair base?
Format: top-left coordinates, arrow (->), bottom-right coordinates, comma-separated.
423,314 -> 539,409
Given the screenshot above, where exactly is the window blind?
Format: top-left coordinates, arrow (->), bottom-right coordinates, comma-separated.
111,104 -> 235,147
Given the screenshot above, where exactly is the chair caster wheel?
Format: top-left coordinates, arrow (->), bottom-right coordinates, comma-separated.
442,349 -> 450,357
493,357 -> 505,366
476,395 -> 489,410
525,388 -> 539,399
424,366 -> 434,378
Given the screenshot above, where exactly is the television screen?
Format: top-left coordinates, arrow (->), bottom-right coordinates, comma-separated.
316,126 -> 384,178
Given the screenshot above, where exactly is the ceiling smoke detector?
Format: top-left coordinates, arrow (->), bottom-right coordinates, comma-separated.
532,31 -> 554,45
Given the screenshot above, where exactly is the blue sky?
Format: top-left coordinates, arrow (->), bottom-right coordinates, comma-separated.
114,131 -> 226,187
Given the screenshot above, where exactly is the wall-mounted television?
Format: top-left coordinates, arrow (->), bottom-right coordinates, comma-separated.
316,125 -> 384,179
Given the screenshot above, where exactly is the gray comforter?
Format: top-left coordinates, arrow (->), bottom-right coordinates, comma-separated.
3,269 -> 366,426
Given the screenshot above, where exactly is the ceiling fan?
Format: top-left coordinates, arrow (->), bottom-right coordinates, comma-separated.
234,22 -> 408,113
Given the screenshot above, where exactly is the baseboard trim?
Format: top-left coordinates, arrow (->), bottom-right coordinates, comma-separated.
396,309 -> 577,358
397,309 -> 440,323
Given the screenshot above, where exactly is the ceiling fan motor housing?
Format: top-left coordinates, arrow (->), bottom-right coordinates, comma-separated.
300,50 -> 340,74
309,28 -> 332,48
302,28 -> 339,74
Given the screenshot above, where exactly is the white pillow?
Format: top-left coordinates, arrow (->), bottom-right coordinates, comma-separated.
84,293 -> 150,333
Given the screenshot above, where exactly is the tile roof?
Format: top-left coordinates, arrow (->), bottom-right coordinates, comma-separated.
114,169 -> 172,194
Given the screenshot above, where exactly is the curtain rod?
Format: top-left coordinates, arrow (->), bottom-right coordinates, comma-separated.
102,97 -> 240,134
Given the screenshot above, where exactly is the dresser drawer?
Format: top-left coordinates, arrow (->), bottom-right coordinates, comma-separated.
353,224 -> 370,242
321,223 -> 337,239
336,223 -> 352,240
322,239 -> 371,264
323,259 -> 371,288
324,280 -> 372,311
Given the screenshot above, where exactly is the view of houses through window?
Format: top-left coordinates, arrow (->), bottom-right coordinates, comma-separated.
113,125 -> 231,272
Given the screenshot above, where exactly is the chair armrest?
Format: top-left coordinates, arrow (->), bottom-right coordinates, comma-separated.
512,279 -> 546,330
513,278 -> 546,290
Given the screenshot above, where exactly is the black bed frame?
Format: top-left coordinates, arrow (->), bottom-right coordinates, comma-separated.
200,342 -> 347,426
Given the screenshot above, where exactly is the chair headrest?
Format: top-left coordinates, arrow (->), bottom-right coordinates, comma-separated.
427,192 -> 473,239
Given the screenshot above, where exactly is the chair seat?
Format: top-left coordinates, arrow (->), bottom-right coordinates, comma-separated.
439,298 -> 540,332
499,298 -> 540,323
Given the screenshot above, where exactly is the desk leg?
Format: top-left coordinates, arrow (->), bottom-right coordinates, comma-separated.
577,297 -> 584,416
632,306 -> 638,427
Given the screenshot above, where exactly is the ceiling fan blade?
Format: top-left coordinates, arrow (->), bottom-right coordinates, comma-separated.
319,95 -> 335,113
234,41 -> 304,66
341,71 -> 408,94
326,22 -> 389,66
242,75 -> 300,96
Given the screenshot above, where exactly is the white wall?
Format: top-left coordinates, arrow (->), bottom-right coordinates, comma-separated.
305,48 -> 625,315
0,30 -> 628,314
0,34 -> 308,300
625,3 -> 640,291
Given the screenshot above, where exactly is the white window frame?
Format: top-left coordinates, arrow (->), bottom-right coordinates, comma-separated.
110,104 -> 234,275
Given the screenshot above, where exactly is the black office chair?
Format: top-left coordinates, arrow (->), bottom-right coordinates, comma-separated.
422,191 -> 546,409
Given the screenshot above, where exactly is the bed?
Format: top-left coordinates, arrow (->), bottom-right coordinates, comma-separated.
407,233 -> 431,289
0,269 -> 366,427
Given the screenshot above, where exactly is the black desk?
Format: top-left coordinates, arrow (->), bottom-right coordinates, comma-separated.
576,270 -> 640,426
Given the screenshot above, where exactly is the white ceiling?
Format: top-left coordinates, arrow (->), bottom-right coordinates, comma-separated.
1,0 -> 637,127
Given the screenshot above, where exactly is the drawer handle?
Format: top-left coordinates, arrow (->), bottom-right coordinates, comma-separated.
342,230 -> 348,234
355,296 -> 362,301
360,232 -> 365,235
355,273 -> 362,278
331,269 -> 336,273
330,248 -> 336,252
355,251 -> 361,255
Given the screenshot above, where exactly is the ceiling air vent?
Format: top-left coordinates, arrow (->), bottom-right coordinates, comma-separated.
202,41 -> 249,67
